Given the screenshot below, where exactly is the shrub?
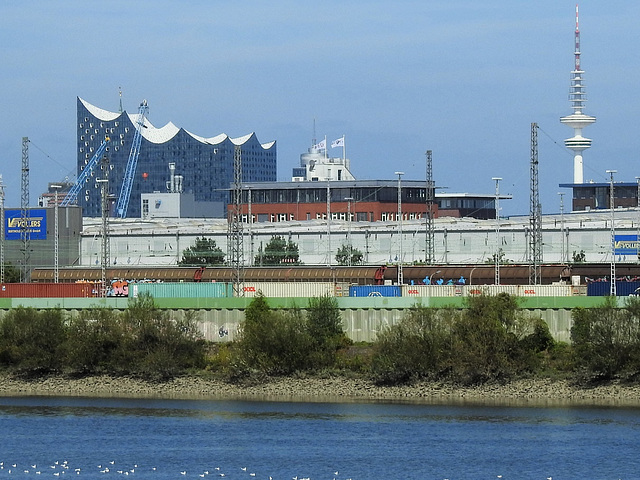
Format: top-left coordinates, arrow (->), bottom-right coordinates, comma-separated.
0,307 -> 66,376
370,305 -> 454,385
571,296 -> 640,383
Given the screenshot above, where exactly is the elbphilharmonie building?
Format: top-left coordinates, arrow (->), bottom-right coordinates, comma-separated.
77,97 -> 276,218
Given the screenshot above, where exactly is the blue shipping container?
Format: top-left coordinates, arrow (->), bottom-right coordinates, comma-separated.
587,281 -> 640,296
349,285 -> 401,297
129,282 -> 232,298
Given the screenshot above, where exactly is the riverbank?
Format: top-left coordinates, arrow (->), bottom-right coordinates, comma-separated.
2,374 -> 640,406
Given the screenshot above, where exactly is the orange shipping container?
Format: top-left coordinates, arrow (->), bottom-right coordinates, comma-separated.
0,283 -> 100,298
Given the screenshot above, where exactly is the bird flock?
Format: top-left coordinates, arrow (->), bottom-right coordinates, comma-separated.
0,461 -> 352,480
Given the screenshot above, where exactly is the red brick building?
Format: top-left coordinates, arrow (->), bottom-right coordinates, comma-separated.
228,181 -> 502,223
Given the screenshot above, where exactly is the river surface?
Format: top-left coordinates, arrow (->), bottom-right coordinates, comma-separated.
0,396 -> 639,480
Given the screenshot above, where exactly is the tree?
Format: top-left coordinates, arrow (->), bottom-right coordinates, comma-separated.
571,296 -> 640,383
233,294 -> 313,376
370,305 -> 454,385
179,237 -> 224,265
572,250 -> 586,263
254,235 -> 300,265
335,244 -> 363,266
306,295 -> 349,367
1,263 -> 20,283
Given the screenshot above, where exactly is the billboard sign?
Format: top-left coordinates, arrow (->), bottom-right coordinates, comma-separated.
614,234 -> 639,256
4,209 -> 47,240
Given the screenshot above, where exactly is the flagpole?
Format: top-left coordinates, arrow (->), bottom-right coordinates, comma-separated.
342,135 -> 346,161
324,135 -> 327,159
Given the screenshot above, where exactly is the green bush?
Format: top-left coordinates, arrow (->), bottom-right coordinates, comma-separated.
0,293 -> 206,380
370,293 -> 555,386
571,296 -> 640,383
231,294 -> 349,378
370,305 -> 454,385
0,307 -> 66,376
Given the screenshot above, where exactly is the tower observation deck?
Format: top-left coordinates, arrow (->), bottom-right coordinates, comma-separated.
560,4 -> 596,184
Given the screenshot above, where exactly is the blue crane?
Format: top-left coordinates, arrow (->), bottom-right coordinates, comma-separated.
60,137 -> 110,207
116,99 -> 148,218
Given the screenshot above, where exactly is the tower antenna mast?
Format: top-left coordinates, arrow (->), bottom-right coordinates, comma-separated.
560,4 -> 596,184
529,123 -> 542,285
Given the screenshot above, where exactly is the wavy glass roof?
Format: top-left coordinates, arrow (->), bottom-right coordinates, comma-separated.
79,97 -> 273,148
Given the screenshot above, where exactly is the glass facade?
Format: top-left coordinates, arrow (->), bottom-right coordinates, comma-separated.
77,98 -> 276,218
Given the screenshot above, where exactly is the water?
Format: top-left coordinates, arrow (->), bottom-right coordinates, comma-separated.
0,396 -> 639,480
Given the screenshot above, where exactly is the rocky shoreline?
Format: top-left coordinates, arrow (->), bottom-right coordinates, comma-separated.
2,374 -> 640,406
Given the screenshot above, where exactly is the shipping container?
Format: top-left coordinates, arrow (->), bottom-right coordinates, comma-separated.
129,282 -> 233,299
0,283 -> 100,298
349,285 -> 401,297
517,285 -> 573,297
334,282 -> 351,297
463,285 -> 519,296
587,281 -> 640,296
241,282 -> 336,298
401,285 -> 457,297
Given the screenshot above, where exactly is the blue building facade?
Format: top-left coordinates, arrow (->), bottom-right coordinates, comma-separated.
77,97 -> 277,218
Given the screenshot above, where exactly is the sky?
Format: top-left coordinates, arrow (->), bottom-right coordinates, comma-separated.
0,0 -> 639,217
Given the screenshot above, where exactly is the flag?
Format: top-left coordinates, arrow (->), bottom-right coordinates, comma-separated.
331,136 -> 344,148
313,139 -> 326,150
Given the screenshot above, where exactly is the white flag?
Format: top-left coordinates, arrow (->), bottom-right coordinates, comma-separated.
331,136 -> 344,148
313,139 -> 326,150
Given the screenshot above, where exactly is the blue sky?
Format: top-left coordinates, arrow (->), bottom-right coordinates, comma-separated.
0,1 -> 638,216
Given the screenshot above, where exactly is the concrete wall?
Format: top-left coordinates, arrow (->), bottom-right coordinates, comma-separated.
0,296 -> 609,343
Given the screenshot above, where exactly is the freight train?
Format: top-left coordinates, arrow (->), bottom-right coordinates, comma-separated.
28,263 -> 640,286
0,263 -> 633,298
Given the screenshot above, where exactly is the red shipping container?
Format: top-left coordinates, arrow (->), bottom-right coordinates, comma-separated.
0,283 -> 100,298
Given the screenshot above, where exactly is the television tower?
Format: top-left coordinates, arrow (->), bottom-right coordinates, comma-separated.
560,4 -> 596,184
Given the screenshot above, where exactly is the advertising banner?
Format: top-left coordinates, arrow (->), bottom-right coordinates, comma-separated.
614,234 -> 639,256
4,209 -> 47,240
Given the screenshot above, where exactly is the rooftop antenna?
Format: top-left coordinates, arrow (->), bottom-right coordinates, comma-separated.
312,118 -> 317,147
560,4 -> 596,184
118,87 -> 123,114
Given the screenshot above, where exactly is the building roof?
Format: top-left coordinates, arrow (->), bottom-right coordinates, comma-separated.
79,97 -> 274,149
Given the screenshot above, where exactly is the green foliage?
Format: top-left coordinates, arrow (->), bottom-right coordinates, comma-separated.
63,307 -> 124,375
0,307 -> 66,376
231,294 -> 348,378
306,295 -> 350,367
1,263 -> 21,283
335,244 -> 363,266
572,250 -> 586,263
570,296 -> 640,383
179,236 -> 224,265
0,293 -> 206,380
484,248 -> 510,265
254,236 -> 300,265
370,293 -> 555,386
370,305 -> 454,385
233,295 -> 313,376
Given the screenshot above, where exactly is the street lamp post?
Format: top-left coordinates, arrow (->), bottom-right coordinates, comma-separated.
636,176 -> 640,264
247,186 -> 253,266
558,192 -> 566,263
607,170 -> 617,297
492,177 -> 502,285
51,184 -> 62,283
345,197 -> 353,266
326,178 -> 331,266
0,175 -> 4,284
394,172 -> 404,285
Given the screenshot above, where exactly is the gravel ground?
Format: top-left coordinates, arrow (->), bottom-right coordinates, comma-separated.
2,374 -> 640,406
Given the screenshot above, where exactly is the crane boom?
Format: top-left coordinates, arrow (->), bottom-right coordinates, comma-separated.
61,137 -> 110,207
116,99 -> 148,218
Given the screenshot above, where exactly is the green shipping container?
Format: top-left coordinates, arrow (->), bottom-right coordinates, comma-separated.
129,282 -> 232,299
